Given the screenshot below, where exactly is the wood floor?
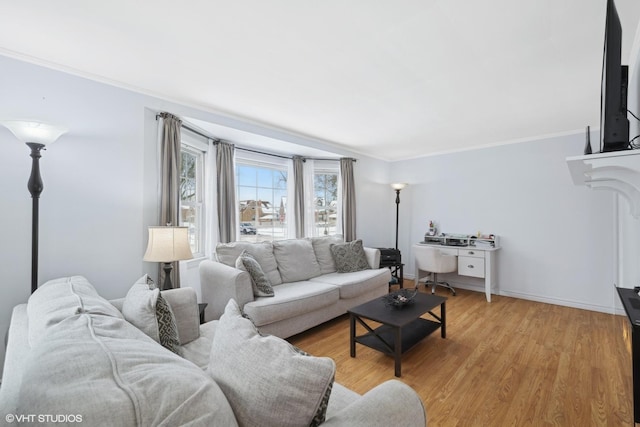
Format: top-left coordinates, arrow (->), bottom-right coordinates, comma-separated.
288,285 -> 634,426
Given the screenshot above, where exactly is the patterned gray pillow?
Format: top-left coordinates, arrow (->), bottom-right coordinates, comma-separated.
236,250 -> 275,297
329,239 -> 371,273
122,275 -> 182,356
156,293 -> 181,355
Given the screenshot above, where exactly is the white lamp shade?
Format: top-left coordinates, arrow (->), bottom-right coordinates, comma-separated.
390,183 -> 408,190
0,120 -> 68,145
143,226 -> 194,262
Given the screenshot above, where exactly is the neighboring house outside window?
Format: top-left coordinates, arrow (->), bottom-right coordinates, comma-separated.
236,153 -> 289,242
180,137 -> 205,257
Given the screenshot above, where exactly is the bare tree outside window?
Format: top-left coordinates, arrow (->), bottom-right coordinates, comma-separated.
314,173 -> 338,236
180,147 -> 202,254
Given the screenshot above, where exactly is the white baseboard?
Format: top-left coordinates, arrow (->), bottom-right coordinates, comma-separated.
407,274 -> 625,316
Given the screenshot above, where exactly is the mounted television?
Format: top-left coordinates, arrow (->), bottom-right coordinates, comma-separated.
600,0 -> 630,153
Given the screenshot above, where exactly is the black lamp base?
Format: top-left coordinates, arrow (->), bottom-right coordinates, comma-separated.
162,262 -> 174,290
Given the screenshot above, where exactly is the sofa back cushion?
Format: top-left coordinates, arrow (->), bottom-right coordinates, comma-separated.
273,239 -> 322,283
22,278 -> 238,426
311,235 -> 344,274
19,312 -> 238,426
216,241 -> 282,285
27,276 -> 123,347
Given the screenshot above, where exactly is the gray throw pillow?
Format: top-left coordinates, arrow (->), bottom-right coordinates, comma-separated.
122,275 -> 182,355
236,250 -> 275,297
155,293 -> 181,354
208,299 -> 335,427
329,239 -> 371,273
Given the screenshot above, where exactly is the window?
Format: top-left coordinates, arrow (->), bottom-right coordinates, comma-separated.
236,155 -> 289,242
313,165 -> 339,237
180,143 -> 204,256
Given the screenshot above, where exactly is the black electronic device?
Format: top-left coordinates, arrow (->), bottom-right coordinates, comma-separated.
600,0 -> 630,153
377,248 -> 401,266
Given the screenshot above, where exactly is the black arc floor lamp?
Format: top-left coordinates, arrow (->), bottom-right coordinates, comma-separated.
1,120 -> 67,294
390,183 -> 408,250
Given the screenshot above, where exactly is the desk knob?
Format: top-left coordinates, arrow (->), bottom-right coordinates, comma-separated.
468,265 -> 474,268
469,251 -> 475,255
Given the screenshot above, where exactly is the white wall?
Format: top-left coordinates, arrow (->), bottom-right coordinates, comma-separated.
0,52 -> 625,379
0,54 -> 385,377
391,133 -> 618,312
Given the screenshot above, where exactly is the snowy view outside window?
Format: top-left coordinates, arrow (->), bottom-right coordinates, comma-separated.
237,163 -> 289,242
314,173 -> 338,237
236,163 -> 339,241
180,147 -> 203,255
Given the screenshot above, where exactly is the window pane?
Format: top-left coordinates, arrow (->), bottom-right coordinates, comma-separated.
180,146 -> 203,256
314,173 -> 338,237
237,165 -> 256,187
181,205 -> 200,254
237,162 -> 288,242
180,151 -> 197,202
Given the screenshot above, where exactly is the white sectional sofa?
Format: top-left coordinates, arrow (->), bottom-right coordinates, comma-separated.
0,276 -> 426,426
200,236 -> 392,338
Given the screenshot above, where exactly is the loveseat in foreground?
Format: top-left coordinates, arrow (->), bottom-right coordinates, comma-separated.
200,236 -> 391,338
0,276 -> 426,426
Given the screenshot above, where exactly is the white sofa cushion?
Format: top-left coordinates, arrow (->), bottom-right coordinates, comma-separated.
122,275 -> 181,355
216,241 -> 283,285
27,276 -> 123,347
309,268 -> 392,299
19,312 -> 238,426
209,299 -> 335,427
311,235 -> 344,274
273,238 -> 322,282
243,281 -> 340,327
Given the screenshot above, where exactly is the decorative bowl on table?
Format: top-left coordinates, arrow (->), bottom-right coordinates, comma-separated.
383,288 -> 418,308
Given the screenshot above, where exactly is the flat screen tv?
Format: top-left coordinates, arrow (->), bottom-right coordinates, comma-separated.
600,0 -> 630,153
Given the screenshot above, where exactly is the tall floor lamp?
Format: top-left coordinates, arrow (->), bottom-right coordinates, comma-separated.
1,121 -> 67,294
390,183 -> 408,250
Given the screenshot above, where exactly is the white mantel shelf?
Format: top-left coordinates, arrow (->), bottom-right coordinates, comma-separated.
566,150 -> 640,218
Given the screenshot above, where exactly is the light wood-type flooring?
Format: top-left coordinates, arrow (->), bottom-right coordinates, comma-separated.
288,284 -> 634,426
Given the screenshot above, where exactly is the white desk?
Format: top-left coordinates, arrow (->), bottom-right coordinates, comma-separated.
415,242 -> 501,302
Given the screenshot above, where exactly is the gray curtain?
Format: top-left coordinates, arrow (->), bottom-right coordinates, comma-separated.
159,112 -> 182,287
340,158 -> 357,242
217,141 -> 237,243
292,156 -> 305,238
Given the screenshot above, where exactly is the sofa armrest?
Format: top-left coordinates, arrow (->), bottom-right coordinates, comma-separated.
161,288 -> 200,345
363,247 -> 381,269
199,259 -> 254,322
322,380 -> 426,427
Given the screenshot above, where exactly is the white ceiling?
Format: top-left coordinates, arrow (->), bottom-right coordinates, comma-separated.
1,1 -> 640,161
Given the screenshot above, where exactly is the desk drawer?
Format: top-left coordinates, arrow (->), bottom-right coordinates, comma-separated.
458,249 -> 484,258
438,248 -> 459,256
458,256 -> 485,278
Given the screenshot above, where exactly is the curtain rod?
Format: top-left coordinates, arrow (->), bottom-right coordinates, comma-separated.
156,113 -> 354,162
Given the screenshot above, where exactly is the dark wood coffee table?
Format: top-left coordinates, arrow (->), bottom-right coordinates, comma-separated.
348,292 -> 447,377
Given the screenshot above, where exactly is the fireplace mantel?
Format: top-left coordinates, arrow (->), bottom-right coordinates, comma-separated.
566,150 -> 640,218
